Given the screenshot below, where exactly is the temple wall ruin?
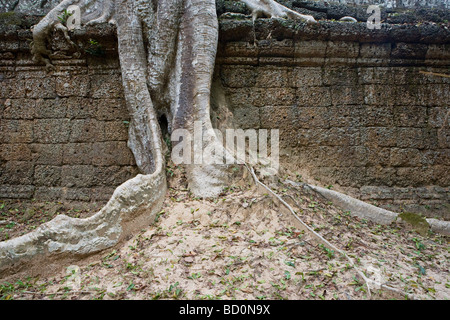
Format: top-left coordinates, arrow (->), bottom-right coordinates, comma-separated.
0,18 -> 449,217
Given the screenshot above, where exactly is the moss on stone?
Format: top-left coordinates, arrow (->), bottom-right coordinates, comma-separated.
398,212 -> 430,236
0,12 -> 22,26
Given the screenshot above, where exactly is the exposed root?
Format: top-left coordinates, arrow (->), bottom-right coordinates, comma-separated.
339,16 -> 357,22
241,0 -> 316,23
0,171 -> 166,280
245,164 -> 421,299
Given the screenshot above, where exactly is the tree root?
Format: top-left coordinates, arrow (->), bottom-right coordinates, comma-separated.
0,170 -> 166,280
296,182 -> 450,237
245,164 -> 420,300
241,0 -> 316,23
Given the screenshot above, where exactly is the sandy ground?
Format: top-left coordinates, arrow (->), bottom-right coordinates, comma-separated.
1,165 -> 449,300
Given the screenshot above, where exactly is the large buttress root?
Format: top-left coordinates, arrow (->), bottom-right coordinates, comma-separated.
171,0 -> 235,197
1,0 -> 319,278
0,0 -> 167,279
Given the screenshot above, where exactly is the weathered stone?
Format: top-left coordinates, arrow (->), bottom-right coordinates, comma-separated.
61,165 -> 95,188
34,165 -> 61,186
35,98 -> 67,119
90,74 -> 124,98
0,161 -> 33,185
291,67 -> 322,87
2,98 -> 35,119
255,66 -> 290,88
297,86 -> 331,107
0,143 -> 32,161
30,143 -> 63,165
69,119 -> 105,143
0,120 -> 33,143
33,119 -> 70,143
220,65 -> 256,88
62,143 -> 94,165
55,75 -> 90,97
24,77 -> 56,99
232,106 -> 260,129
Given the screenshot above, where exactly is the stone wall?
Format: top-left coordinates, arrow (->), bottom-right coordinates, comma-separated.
0,24 -> 138,203
216,19 -> 449,217
0,18 -> 449,217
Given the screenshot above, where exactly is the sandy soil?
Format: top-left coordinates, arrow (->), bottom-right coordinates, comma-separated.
1,165 -> 449,300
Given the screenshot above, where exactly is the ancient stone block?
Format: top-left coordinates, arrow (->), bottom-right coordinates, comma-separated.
390,148 -> 422,167
363,85 -> 395,105
0,144 -> 32,161
396,127 -> 425,149
328,105 -> 363,128
2,98 -> 36,119
297,86 -> 331,107
0,79 -> 26,99
0,185 -> 34,199
92,166 -> 139,187
294,40 -> 327,58
366,167 -> 397,187
34,165 -> 61,186
62,143 -> 94,165
90,74 -> 123,98
69,119 -> 105,143
331,86 -> 363,105
94,98 -> 128,121
232,106 -> 260,129
322,67 -> 358,87
33,119 -> 70,143
92,141 -> 135,166
24,77 -> 56,98
0,161 -> 34,185
61,165 -> 95,188
35,98 -> 67,119
359,43 -> 391,59
34,187 -> 63,201
63,188 -> 91,202
258,39 -> 294,58
393,105 -> 427,127
326,41 -> 359,59
256,87 -> 296,107
255,66 -> 290,88
55,75 -> 90,97
291,67 -> 322,87
366,146 -> 391,166
362,106 -> 394,127
220,65 -> 256,88
260,105 -> 290,129
296,128 -> 328,146
0,120 -> 33,143
65,97 -> 96,119
362,127 -> 397,147
358,67 -> 393,85
103,121 -> 129,141
295,107 -> 330,128
391,43 -> 428,60
30,143 -> 63,165
326,127 -> 361,146
91,187 -> 116,201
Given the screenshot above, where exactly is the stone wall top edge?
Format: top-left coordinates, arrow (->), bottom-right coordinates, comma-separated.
0,19 -> 449,45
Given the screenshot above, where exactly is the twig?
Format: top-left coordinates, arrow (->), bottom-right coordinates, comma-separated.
244,163 -> 373,297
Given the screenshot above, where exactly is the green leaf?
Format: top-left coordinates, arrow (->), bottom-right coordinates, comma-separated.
285,261 -> 295,268
284,271 -> 291,280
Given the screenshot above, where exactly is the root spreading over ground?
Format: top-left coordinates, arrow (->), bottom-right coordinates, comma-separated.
1,165 -> 448,300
